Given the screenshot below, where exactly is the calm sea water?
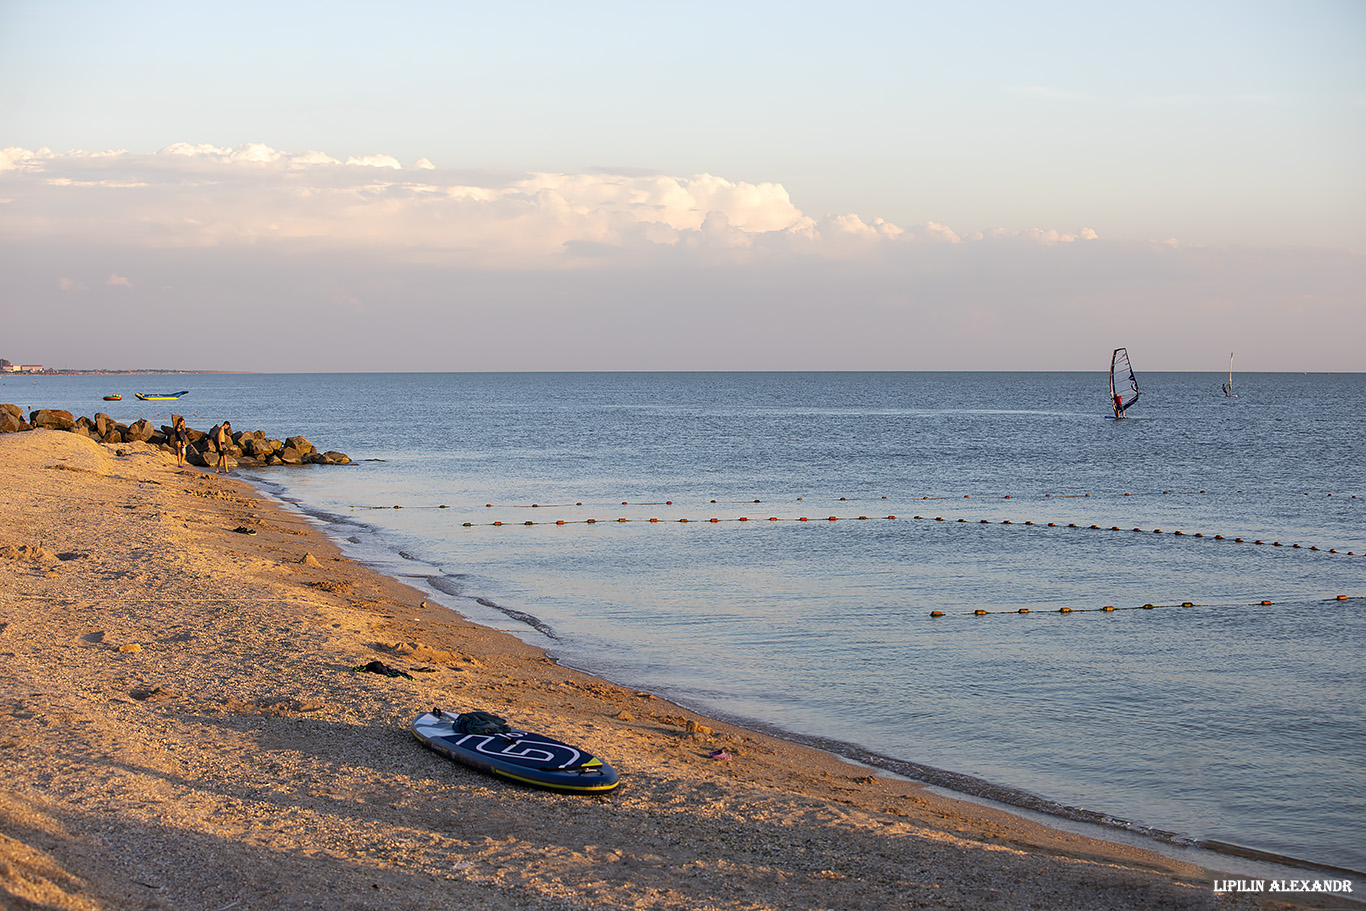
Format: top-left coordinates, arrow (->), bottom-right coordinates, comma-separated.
12,371 -> 1365,872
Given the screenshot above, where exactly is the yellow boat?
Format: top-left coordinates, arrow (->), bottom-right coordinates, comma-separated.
135,390 -> 189,401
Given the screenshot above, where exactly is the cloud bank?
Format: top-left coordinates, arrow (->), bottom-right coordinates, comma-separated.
0,144 -> 1096,265
1,144 -> 1361,372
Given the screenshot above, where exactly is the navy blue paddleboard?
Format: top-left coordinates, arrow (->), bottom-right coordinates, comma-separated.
411,710 -> 620,793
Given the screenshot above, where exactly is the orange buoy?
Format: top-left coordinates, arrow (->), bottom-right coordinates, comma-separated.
650,518 -> 658,523
738,516 -> 749,522
974,609 -> 987,615
1059,607 -> 1072,613
798,517 -> 808,522
587,518 -> 597,524
930,611 -> 945,618
1182,601 -> 1194,607
1018,608 -> 1030,613
1261,600 -> 1273,605
493,521 -> 503,526
710,518 -> 719,523
462,522 -> 472,527
1101,605 -> 1115,612
1141,603 -> 1155,609
887,515 -> 896,520
556,520 -> 566,525
618,518 -> 627,523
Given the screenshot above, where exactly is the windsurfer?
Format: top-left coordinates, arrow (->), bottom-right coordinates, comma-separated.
1112,393 -> 1125,419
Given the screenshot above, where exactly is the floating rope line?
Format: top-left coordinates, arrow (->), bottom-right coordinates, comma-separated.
443,510 -> 1364,557
927,594 -> 1360,619
336,488 -> 1359,512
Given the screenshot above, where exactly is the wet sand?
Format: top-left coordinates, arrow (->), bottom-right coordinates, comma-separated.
1,429 -> 1356,910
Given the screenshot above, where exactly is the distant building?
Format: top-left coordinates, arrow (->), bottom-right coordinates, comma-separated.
19,365 -> 43,373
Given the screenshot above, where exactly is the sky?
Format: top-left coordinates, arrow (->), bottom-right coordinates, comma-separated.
1,0 -> 1363,372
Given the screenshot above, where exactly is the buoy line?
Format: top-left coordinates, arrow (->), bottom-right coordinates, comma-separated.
927,593 -> 1361,619
442,510 -> 1365,558
337,487 -> 1360,512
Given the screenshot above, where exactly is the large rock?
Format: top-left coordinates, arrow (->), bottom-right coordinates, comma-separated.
285,435 -> 316,456
322,451 -> 352,465
126,418 -> 156,442
0,410 -> 30,433
94,412 -> 113,437
28,409 -> 75,430
1,404 -> 22,422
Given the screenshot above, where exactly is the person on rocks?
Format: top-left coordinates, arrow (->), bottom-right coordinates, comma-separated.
172,414 -> 189,466
214,420 -> 232,473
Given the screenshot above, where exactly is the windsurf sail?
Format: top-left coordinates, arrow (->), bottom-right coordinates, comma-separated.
1110,348 -> 1139,417
1222,352 -> 1235,397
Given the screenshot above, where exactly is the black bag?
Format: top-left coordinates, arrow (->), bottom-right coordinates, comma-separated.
454,710 -> 511,735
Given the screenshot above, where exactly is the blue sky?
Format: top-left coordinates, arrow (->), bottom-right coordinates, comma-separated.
1,1 -> 1362,371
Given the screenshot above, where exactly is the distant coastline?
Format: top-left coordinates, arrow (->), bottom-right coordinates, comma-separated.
3,369 -> 254,376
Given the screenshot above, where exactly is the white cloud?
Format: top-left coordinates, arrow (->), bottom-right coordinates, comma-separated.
346,154 -> 403,169
106,273 -> 132,288
0,143 -> 1112,274
58,277 -> 88,292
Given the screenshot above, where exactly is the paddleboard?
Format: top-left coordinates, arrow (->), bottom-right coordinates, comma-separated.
410,710 -> 620,793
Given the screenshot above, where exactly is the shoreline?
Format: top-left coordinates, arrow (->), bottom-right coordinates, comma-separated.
266,480 -> 1363,883
2,429 -> 1358,910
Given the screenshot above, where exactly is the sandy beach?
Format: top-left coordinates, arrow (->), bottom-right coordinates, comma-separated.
1,428 -> 1356,911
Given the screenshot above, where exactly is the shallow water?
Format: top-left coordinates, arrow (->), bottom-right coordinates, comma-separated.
14,370 -> 1365,871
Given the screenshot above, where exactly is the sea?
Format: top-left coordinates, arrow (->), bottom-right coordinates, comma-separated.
9,370 -> 1364,875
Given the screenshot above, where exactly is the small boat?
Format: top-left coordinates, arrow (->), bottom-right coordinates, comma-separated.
103,394 -> 122,401
135,390 -> 189,401
1109,348 -> 1140,419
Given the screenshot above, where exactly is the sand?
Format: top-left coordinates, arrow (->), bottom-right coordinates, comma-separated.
0,429 -> 1356,911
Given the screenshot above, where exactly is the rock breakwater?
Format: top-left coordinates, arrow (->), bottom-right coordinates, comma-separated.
0,404 -> 350,469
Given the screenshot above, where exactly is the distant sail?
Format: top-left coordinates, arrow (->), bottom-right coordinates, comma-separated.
1110,348 -> 1139,417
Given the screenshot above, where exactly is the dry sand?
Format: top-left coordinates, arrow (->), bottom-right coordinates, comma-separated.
1,429 -> 1357,911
